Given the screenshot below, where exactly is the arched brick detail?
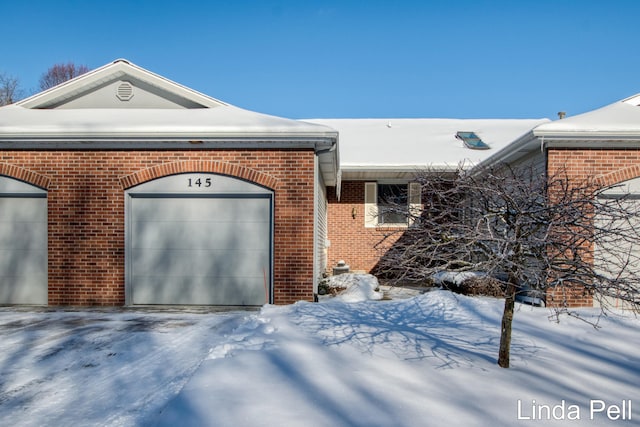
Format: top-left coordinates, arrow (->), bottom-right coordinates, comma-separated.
596,164 -> 640,187
119,160 -> 279,190
0,163 -> 51,189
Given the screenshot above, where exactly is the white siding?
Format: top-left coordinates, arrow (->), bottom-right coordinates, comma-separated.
314,161 -> 329,293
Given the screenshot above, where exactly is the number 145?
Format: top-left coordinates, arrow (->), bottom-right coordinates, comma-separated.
188,178 -> 212,188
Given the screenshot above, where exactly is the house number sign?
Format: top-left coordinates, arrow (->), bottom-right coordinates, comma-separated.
187,177 -> 212,188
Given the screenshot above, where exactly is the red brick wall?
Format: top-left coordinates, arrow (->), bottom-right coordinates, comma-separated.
547,148 -> 640,307
0,149 -> 315,305
548,148 -> 640,184
547,285 -> 595,308
326,181 -> 404,274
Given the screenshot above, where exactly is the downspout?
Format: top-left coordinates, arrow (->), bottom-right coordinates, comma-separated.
315,138 -> 341,200
313,154 -> 320,301
540,136 -> 548,177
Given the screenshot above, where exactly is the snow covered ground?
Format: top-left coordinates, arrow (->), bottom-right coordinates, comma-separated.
0,289 -> 638,427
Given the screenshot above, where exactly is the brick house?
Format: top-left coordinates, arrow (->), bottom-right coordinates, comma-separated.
0,59 -> 338,306
1,59 -> 637,307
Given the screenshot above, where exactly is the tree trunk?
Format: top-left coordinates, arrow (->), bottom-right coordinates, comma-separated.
498,280 -> 517,368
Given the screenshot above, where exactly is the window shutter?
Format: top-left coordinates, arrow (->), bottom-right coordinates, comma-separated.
364,182 -> 378,227
408,182 -> 422,225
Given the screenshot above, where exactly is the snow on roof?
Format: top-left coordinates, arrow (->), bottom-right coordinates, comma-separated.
1,59 -> 337,142
304,118 -> 549,174
0,104 -> 337,141
534,93 -> 640,138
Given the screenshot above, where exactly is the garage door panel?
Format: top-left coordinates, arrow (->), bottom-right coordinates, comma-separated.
0,222 -> 48,250
0,198 -> 46,221
0,273 -> 48,304
132,198 -> 270,222
132,275 -> 267,305
131,248 -> 269,276
132,220 -> 268,251
0,249 -> 47,274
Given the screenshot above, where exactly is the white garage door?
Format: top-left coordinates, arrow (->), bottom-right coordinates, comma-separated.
126,173 -> 273,305
595,176 -> 640,309
0,176 -> 47,305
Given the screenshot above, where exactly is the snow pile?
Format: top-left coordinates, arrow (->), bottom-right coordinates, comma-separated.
321,273 -> 384,302
206,314 -> 276,359
432,270 -> 486,286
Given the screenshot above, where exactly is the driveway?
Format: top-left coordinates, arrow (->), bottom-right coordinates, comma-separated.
0,307 -> 253,427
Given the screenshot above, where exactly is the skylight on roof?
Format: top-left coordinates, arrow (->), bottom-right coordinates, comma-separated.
456,131 -> 490,150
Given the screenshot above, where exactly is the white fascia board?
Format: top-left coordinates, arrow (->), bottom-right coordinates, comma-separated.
0,136 -> 336,149
534,130 -> 640,145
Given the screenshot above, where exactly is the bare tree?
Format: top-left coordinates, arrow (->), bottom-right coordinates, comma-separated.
0,72 -> 23,105
39,62 -> 89,91
373,163 -> 640,368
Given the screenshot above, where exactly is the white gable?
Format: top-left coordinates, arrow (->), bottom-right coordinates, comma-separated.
51,78 -> 206,109
17,59 -> 227,110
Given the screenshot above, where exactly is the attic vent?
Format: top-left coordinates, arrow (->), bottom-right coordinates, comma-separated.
116,81 -> 134,101
455,131 -> 490,150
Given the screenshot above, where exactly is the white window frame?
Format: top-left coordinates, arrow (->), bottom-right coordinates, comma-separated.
365,181 -> 421,228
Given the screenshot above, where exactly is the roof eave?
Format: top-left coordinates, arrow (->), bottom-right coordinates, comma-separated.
471,130 -> 540,172
0,134 -> 337,148
340,164 -> 459,180
534,130 -> 640,147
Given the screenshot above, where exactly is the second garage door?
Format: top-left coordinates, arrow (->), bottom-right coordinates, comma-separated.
0,176 -> 47,305
126,173 -> 273,306
595,176 -> 640,309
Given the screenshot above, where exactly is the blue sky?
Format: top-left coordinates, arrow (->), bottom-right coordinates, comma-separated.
1,0 -> 638,119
